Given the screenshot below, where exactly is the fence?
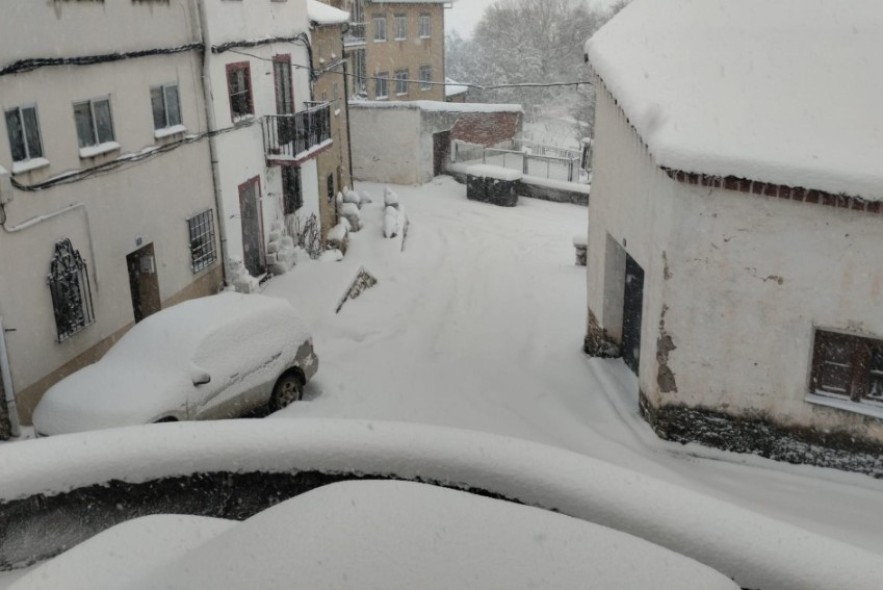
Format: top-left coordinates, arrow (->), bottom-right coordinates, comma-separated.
453,142 -> 581,183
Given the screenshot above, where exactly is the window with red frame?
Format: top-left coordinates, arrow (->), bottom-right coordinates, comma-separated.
226,62 -> 253,121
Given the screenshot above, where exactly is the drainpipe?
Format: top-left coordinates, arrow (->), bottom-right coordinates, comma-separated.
0,317 -> 22,438
341,24 -> 355,186
195,0 -> 230,285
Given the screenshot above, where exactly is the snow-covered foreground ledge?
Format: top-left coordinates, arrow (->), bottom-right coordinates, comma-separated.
2,419 -> 882,590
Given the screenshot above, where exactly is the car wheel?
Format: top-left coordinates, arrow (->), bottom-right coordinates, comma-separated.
271,374 -> 303,411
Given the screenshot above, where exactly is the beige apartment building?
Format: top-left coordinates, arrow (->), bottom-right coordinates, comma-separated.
322,0 -> 451,102
308,0 -> 355,237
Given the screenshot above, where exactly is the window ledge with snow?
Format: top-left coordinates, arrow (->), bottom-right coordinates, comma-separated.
12,157 -> 50,175
805,392 -> 883,420
79,142 -> 120,159
154,125 -> 188,140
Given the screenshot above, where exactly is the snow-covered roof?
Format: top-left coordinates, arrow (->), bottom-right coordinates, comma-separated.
586,0 -> 883,200
445,77 -> 469,98
350,100 -> 522,114
367,0 -> 457,4
306,0 -> 349,25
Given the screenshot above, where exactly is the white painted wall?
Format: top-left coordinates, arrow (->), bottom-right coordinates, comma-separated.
587,82 -> 883,442
349,105 -> 424,185
0,2 -> 219,411
202,0 -> 316,273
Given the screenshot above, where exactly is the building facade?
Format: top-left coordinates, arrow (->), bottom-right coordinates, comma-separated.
0,0 -> 221,426
323,0 -> 450,102
308,0 -> 355,239
583,0 -> 883,474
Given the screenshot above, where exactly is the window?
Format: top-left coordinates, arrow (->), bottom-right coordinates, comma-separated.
73,97 -> 115,148
394,14 -> 407,40
352,49 -> 367,96
5,105 -> 44,163
373,15 -> 387,41
150,84 -> 182,131
187,209 -> 217,273
327,173 -> 335,202
811,330 -> 883,406
273,55 -> 294,115
282,165 -> 302,215
419,66 -> 433,90
418,13 -> 431,38
375,73 -> 389,99
226,62 -> 253,121
395,69 -> 409,95
48,239 -> 95,342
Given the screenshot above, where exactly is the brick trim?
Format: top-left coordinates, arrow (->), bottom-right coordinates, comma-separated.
661,167 -> 883,216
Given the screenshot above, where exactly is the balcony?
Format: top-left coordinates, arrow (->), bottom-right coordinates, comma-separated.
263,103 -> 332,162
344,22 -> 366,46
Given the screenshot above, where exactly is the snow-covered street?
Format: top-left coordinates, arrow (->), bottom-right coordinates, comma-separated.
265,177 -> 883,552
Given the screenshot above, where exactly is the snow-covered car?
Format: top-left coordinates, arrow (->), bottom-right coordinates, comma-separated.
31,293 -> 317,436
8,480 -> 739,590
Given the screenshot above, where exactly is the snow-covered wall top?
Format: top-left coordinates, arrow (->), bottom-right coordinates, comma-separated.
350,100 -> 522,114
3,420 -> 883,590
586,0 -> 883,200
307,0 -> 349,25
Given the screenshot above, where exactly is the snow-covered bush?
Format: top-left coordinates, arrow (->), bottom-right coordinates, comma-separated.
339,202 -> 361,232
326,222 -> 349,255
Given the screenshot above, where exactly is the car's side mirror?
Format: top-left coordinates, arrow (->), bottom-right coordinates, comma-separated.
190,364 -> 212,386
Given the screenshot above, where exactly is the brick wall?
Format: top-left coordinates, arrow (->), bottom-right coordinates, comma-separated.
451,111 -> 523,147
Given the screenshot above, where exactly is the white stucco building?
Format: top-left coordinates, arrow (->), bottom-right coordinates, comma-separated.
0,0 -> 334,431
583,0 -> 883,473
0,0 -> 221,428
200,0 -> 330,282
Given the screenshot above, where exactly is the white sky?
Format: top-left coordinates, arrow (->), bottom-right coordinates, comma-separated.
445,0 -> 621,39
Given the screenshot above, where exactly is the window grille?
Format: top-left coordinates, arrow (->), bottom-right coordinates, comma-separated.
187,209 -> 217,273
48,239 -> 95,342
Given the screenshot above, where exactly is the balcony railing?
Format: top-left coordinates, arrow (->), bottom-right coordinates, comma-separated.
344,22 -> 366,46
263,103 -> 332,161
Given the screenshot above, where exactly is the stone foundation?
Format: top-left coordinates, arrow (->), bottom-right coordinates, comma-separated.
640,391 -> 883,477
583,309 -> 620,358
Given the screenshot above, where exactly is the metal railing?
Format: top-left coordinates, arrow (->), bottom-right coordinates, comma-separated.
344,22 -> 366,46
263,103 -> 332,160
453,143 -> 581,182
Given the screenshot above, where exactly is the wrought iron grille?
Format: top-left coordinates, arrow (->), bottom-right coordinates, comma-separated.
187,209 -> 217,273
48,239 -> 95,342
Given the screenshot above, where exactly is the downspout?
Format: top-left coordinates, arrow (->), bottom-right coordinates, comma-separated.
195,0 -> 230,285
0,317 -> 22,438
341,24 -> 355,186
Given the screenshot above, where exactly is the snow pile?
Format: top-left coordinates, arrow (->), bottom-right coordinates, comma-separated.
342,188 -> 361,208
339,202 -> 361,232
305,0 -> 349,25
466,164 -> 523,182
226,258 -> 258,293
383,186 -> 400,208
128,481 -> 735,590
325,221 -> 348,254
3,420 -> 883,590
265,220 -> 297,275
586,0 -> 883,200
382,187 -> 408,241
9,516 -> 234,590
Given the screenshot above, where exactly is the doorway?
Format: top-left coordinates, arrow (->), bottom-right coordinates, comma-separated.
433,131 -> 451,177
239,177 -> 265,277
621,253 -> 645,375
127,243 -> 161,323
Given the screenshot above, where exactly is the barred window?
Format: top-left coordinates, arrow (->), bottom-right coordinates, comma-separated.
48,239 -> 95,342
282,166 -> 303,214
811,330 -> 883,405
187,209 -> 217,273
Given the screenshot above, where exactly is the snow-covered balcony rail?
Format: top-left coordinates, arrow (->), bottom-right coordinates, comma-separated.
263,103 -> 332,162
344,22 -> 367,46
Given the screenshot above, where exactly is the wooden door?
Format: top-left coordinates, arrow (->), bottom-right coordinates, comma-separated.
622,253 -> 644,375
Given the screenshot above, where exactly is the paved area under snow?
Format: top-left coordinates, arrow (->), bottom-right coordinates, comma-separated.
264,176 -> 883,553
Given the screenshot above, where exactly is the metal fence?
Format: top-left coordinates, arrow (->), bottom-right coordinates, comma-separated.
453,143 -> 581,183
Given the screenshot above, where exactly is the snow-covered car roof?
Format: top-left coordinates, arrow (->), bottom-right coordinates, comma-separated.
586,0 -> 883,200
31,293 -> 309,434
3,420 -> 883,589
12,480 -> 737,590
